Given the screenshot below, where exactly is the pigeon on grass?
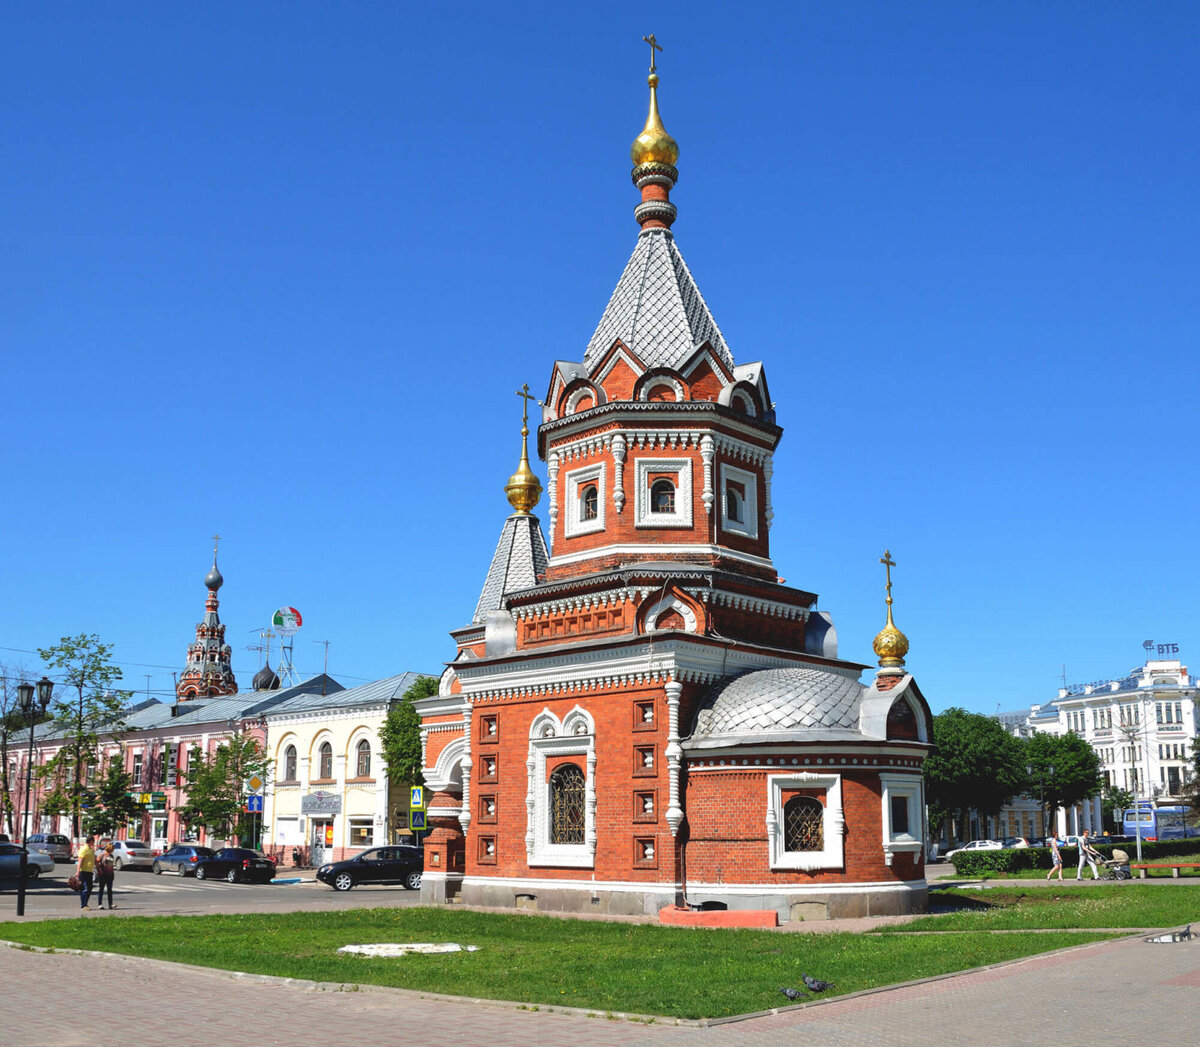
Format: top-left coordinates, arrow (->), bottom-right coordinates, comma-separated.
778,987 -> 809,1002
800,972 -> 836,993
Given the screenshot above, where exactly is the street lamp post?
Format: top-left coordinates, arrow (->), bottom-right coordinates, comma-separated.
1028,762 -> 1055,839
17,677 -> 55,917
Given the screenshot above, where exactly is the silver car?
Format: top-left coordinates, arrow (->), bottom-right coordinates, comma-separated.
0,843 -> 56,879
26,833 -> 72,862
109,839 -> 155,870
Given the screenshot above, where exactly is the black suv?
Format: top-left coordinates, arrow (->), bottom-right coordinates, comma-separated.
316,845 -> 423,891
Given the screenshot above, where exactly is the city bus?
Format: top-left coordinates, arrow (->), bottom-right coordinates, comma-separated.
1122,805 -> 1195,840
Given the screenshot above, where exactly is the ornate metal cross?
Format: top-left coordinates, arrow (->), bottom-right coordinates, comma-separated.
212,533 -> 221,559
515,383 -> 537,432
880,549 -> 896,604
643,34 -> 662,73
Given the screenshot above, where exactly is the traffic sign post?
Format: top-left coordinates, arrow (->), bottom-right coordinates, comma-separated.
409,785 -> 427,842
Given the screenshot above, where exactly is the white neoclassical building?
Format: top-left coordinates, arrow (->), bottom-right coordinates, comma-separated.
263,672 -> 429,866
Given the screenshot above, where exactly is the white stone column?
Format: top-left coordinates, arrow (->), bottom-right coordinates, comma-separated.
612,434 -> 626,513
374,753 -> 389,845
664,679 -> 684,836
763,455 -> 774,530
700,435 -> 714,515
458,706 -> 473,835
547,453 -> 560,549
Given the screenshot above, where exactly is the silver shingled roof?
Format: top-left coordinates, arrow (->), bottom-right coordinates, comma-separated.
473,513 -> 550,624
583,229 -> 733,374
689,665 -> 864,741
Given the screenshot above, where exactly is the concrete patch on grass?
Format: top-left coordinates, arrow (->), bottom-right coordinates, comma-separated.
337,942 -> 480,957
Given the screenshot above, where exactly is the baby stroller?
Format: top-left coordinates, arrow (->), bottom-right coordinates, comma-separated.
1098,848 -> 1131,880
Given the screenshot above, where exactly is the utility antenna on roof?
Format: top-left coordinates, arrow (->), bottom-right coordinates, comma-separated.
271,607 -> 303,687
313,640 -> 330,694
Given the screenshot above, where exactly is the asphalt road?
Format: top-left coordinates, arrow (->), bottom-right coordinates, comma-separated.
0,865 -> 423,920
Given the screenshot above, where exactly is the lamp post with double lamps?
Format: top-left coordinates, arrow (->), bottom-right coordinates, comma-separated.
16,677 -> 55,917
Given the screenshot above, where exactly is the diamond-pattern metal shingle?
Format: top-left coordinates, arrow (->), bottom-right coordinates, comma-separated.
583,229 -> 733,374
690,665 -> 864,740
473,514 -> 550,624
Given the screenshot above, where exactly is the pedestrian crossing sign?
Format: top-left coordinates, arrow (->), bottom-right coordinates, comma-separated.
410,810 -> 427,830
410,786 -> 425,809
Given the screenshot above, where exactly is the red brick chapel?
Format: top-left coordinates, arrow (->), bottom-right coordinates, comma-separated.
415,45 -> 934,922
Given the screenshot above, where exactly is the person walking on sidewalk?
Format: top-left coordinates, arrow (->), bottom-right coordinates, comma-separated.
1046,831 -> 1064,881
95,842 -> 116,908
76,835 -> 96,911
1076,829 -> 1101,880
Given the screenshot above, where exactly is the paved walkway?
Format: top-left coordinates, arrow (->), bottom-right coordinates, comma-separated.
2,928 -> 1196,1046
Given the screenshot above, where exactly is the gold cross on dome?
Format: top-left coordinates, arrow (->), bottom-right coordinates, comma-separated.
880,549 -> 896,605
643,34 -> 662,73
515,383 -> 537,433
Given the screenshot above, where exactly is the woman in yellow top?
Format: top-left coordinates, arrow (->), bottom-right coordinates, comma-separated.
76,835 -> 96,911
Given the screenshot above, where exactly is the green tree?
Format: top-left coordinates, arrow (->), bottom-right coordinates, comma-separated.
1026,731 -> 1103,826
924,708 -> 1028,842
176,732 -> 270,845
1101,783 -> 1135,834
83,754 -> 146,838
379,675 -> 436,840
37,635 -> 130,838
379,675 -> 436,790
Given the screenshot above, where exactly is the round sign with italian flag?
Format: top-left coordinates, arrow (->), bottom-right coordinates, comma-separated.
272,606 -> 303,636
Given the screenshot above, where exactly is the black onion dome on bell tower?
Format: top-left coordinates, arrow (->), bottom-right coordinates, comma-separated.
253,661 -> 281,692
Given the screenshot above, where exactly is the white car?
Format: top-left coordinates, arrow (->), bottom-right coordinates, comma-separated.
944,839 -> 1004,862
109,839 -> 156,870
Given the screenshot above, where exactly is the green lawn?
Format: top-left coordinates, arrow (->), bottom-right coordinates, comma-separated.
0,907 -> 1116,1020
908,884 -> 1200,932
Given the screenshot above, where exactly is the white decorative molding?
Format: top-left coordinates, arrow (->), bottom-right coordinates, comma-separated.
719,461 -> 759,541
638,375 -> 686,402
762,454 -> 774,531
643,595 -> 698,633
700,434 -> 715,515
766,772 -> 845,871
547,453 -> 560,547
879,772 -> 925,867
525,706 -> 597,868
458,706 -> 473,835
548,541 -> 774,571
562,462 -> 607,538
633,458 -> 694,529
664,680 -> 684,836
611,434 -> 627,513
424,735 -> 466,793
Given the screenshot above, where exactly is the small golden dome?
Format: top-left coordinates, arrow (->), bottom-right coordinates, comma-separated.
631,73 -> 680,167
873,612 -> 910,669
505,384 -> 542,515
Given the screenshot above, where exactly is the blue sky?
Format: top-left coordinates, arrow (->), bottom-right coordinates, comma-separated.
3,3 -> 1198,714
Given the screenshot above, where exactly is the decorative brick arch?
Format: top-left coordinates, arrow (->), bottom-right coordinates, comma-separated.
525,706 -> 597,867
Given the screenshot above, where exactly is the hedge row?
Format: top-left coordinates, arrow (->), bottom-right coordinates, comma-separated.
950,837 -> 1200,876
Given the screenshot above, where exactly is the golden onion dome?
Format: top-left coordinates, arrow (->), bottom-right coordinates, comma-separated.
505,384 -> 543,514
873,609 -> 910,668
631,73 -> 679,167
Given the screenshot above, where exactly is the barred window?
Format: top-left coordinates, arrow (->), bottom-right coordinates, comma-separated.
318,741 -> 333,780
581,484 -> 598,521
284,745 -> 297,781
650,479 -> 675,514
783,796 -> 823,852
549,763 -> 585,845
356,739 -> 371,778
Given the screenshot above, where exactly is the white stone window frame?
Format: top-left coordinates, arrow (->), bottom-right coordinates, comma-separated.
563,462 -> 607,538
634,457 -> 693,529
719,462 -> 758,541
526,706 -> 597,868
767,772 -> 844,871
879,773 -> 924,866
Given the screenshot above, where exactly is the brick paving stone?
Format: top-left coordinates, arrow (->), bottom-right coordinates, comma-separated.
3,928 -> 1197,1046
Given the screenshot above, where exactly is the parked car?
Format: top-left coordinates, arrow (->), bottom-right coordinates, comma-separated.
0,843 -> 56,879
153,845 -> 216,876
109,839 -> 155,870
944,839 -> 1004,862
194,847 -> 276,884
316,845 -> 424,892
1002,837 -> 1030,849
26,833 -> 72,862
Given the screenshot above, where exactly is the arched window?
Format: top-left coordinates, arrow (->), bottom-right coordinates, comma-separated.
783,796 -> 824,852
886,699 -> 920,741
283,744 -> 297,781
650,479 -> 675,514
318,741 -> 333,780
549,763 -> 585,845
356,739 -> 371,778
726,481 -> 744,523
580,484 -> 598,521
